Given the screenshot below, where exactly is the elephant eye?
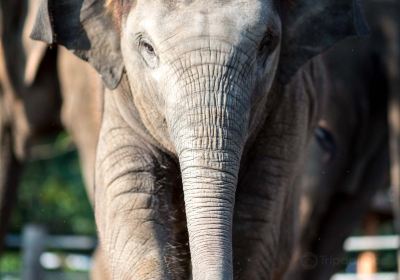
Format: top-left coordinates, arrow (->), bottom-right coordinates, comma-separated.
258,28 -> 279,55
141,41 -> 155,54
315,126 -> 336,162
138,38 -> 159,69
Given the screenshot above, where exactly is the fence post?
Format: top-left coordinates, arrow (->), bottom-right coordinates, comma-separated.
22,224 -> 47,280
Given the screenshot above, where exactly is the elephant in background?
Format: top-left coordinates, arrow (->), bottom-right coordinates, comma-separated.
57,47 -> 103,200
0,0 -> 103,255
0,0 -> 62,253
32,0 -> 367,279
287,0 -> 400,278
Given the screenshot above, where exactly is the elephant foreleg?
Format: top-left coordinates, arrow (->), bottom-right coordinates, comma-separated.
94,92 -> 189,280
382,15 -> 400,273
0,123 -> 23,255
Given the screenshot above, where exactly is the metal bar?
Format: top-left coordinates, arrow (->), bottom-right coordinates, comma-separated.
332,273 -> 399,280
343,236 -> 400,252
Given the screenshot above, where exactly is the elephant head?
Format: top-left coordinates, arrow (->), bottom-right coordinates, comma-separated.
32,0 -> 366,279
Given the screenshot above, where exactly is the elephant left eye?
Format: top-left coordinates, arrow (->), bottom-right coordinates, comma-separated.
138,37 -> 159,69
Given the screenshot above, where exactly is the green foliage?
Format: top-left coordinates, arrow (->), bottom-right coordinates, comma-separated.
0,252 -> 20,272
379,251 -> 398,272
9,133 -> 96,236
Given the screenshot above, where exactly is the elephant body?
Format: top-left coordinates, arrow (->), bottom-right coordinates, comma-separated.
91,59 -> 324,279
30,0 -> 366,279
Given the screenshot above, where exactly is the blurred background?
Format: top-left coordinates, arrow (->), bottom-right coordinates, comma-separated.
0,133 -> 96,279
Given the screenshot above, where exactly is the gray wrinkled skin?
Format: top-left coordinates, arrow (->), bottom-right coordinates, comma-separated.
31,0 -> 364,279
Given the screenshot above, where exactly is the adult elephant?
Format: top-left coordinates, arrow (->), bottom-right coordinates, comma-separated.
287,0 -> 400,278
0,0 -> 62,253
286,35 -> 390,280
32,0 -> 366,279
0,0 -> 102,254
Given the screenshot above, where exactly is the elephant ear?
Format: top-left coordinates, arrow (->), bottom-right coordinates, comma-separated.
278,0 -> 369,84
31,0 -> 123,89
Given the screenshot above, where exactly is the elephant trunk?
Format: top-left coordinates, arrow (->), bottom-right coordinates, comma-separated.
178,148 -> 240,280
166,57 -> 251,279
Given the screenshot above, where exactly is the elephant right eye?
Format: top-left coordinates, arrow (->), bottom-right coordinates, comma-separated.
138,37 -> 159,69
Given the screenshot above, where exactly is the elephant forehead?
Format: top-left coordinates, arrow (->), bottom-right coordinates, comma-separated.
131,0 -> 278,44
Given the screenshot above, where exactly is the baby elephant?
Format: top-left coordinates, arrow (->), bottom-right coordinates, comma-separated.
32,0 -> 366,279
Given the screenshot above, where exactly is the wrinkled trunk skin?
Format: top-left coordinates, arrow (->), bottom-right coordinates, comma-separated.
166,51 -> 251,279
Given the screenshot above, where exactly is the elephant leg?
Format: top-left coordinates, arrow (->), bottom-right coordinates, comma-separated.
233,82 -> 313,280
383,15 -> 400,272
271,182 -> 300,280
388,81 -> 400,276
0,123 -> 23,255
57,47 -> 103,202
233,136 -> 302,280
94,93 -> 189,280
